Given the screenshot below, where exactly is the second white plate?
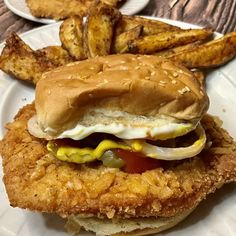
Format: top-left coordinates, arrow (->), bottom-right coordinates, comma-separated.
4,0 -> 149,24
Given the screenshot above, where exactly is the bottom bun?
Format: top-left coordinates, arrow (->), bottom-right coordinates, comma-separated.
65,208 -> 194,236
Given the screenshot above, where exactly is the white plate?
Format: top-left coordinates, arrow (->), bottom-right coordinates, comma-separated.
0,18 -> 236,236
4,0 -> 149,24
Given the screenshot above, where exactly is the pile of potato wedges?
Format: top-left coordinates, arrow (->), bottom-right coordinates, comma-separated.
0,1 -> 236,84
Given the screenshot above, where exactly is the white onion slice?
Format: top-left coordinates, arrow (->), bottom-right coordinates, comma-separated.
128,124 -> 206,161
28,115 -> 46,138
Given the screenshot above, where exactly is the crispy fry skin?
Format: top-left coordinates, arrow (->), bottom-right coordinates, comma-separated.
0,33 -> 56,84
127,28 -> 213,54
1,104 -> 236,219
26,0 -> 122,20
84,2 -> 121,58
59,16 -> 86,60
168,32 -> 236,68
112,25 -> 143,53
154,42 -> 201,57
37,46 -> 74,66
116,16 -> 180,36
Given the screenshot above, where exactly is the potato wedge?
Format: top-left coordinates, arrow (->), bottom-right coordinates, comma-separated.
112,25 -> 143,53
168,32 -> 236,68
37,46 -> 74,66
84,2 -> 121,58
0,35 -> 73,85
116,15 -> 180,36
0,33 -> 56,84
127,28 -> 213,54
60,16 -> 86,60
154,42 -> 201,57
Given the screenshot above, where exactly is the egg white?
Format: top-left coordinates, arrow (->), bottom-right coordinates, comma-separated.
28,115 -> 196,141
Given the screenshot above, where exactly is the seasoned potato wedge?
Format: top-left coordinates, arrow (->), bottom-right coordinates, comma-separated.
84,2 -> 121,57
59,16 -> 86,60
168,32 -> 236,68
113,25 -> 143,53
0,33 -> 56,84
116,15 -> 180,36
37,46 -> 74,66
0,34 -> 74,85
154,42 -> 201,57
127,28 -> 213,54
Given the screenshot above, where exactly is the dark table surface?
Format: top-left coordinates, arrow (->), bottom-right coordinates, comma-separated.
0,0 -> 236,42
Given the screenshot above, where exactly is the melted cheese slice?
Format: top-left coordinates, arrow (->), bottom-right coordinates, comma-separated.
47,139 -> 139,163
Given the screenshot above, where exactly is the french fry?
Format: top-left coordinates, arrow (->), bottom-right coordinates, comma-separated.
127,28 -> 213,54
0,33 -> 56,84
83,2 -> 121,57
154,42 -> 201,57
59,16 -> 86,60
112,25 -> 143,53
168,32 -> 236,68
116,15 -> 180,36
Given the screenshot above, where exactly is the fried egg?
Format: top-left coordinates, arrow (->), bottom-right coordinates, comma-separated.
28,115 -> 197,141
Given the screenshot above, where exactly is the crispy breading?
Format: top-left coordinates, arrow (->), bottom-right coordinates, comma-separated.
102,0 -> 123,6
192,70 -> 205,86
26,0 -> 123,20
1,104 -> 236,219
0,34 -> 73,84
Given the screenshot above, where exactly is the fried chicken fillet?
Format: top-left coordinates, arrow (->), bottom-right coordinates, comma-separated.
26,0 -> 124,20
1,54 -> 236,235
1,103 -> 236,220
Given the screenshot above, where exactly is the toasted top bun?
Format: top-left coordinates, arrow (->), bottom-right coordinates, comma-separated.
35,54 -> 209,134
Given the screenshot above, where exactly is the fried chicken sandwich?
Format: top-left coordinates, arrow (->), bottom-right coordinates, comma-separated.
1,54 -> 236,235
